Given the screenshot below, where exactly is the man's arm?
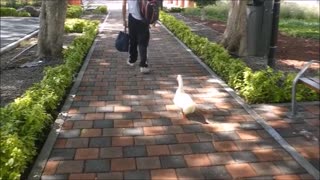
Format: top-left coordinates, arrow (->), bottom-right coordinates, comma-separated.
122,0 -> 127,27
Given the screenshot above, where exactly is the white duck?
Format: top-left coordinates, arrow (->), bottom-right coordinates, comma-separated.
173,75 -> 196,118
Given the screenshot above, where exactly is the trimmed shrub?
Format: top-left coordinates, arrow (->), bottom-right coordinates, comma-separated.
0,7 -> 30,17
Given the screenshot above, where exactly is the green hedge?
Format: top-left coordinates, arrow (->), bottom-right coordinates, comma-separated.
160,12 -> 318,103
65,18 -> 99,33
0,7 -> 30,16
66,5 -> 83,18
0,20 -> 98,180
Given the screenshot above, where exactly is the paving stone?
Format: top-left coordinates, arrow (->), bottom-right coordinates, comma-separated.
97,172 -> 123,180
43,161 -> 59,175
226,163 -> 257,178
41,175 -> 69,180
230,151 -> 258,163
201,166 -> 232,179
182,124 -> 204,133
213,141 -> 239,152
196,133 -> 215,142
250,162 -> 281,176
164,126 -> 184,134
207,152 -> 234,165
80,129 -> 102,137
274,160 -> 307,174
66,138 -> 89,148
75,148 -> 99,160
169,144 -> 193,155
176,133 -> 199,143
49,149 -> 75,160
134,136 -> 156,145
73,121 -> 93,129
133,120 -> 153,127
123,146 -> 147,157
122,127 -> 144,136
124,170 -> 150,180
59,129 -> 80,138
152,118 -> 173,126
85,159 -> 110,173
184,154 -> 211,167
155,134 -> 178,144
111,158 -> 136,171
94,120 -> 114,128
114,120 -> 134,128
160,155 -> 187,168
136,157 -> 161,169
190,142 -> 215,153
103,128 -> 123,136
240,122 -> 263,130
147,145 -> 170,156
151,169 -> 177,180
100,147 -> 123,158
176,167 -> 204,179
89,137 -> 111,147
78,107 -> 96,113
112,136 -> 134,146
215,131 -> 241,141
69,173 -> 96,180
235,140 -> 260,151
56,160 -> 84,173
96,106 -> 114,113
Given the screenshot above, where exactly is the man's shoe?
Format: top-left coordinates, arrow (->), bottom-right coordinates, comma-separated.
140,67 -> 150,74
127,59 -> 135,66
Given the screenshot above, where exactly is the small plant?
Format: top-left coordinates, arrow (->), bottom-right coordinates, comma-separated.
93,5 -> 108,14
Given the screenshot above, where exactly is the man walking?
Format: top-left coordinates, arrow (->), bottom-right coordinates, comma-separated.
122,0 -> 150,74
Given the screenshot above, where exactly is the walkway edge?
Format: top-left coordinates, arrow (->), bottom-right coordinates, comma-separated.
158,21 -> 320,180
0,30 -> 39,55
27,13 -> 110,180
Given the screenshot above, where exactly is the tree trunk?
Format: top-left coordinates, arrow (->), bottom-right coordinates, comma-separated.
220,0 -> 248,56
37,0 -> 67,59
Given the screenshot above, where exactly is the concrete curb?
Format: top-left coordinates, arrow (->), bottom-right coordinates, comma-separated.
27,13 -> 110,180
0,30 -> 39,55
158,21 -> 320,180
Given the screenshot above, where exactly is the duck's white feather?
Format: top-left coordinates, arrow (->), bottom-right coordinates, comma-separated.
173,75 -> 196,115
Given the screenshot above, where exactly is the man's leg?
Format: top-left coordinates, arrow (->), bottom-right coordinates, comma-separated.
128,14 -> 138,63
137,23 -> 150,67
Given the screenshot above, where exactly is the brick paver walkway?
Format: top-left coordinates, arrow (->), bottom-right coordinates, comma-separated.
34,7 -> 319,180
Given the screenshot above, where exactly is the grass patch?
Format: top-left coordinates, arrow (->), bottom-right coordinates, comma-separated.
182,2 -> 319,39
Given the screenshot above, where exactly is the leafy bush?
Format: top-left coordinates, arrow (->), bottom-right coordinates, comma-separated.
0,7 -> 30,17
66,5 -> 83,18
93,5 -> 108,14
160,11 -> 318,103
65,19 -> 99,33
0,19 -> 98,180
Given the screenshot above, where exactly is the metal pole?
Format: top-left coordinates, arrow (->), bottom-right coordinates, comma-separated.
267,0 -> 280,68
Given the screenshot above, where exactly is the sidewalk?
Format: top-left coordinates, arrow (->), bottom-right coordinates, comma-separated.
32,7 -> 318,180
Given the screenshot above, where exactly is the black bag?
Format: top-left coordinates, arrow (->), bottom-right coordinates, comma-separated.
115,28 -> 129,52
